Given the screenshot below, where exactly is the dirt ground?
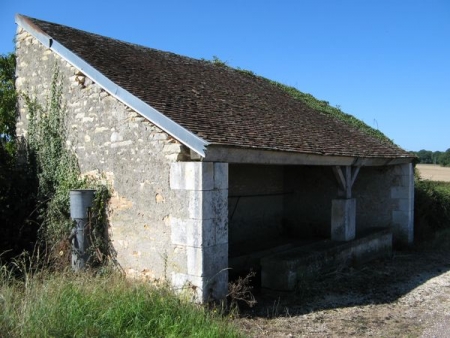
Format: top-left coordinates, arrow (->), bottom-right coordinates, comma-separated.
235,247 -> 450,337
416,164 -> 450,182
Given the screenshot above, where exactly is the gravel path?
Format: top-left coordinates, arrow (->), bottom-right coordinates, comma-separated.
235,249 -> 450,337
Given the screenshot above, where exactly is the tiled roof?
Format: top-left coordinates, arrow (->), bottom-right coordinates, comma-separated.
21,15 -> 413,159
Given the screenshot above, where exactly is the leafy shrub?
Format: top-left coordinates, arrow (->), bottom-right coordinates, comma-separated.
414,174 -> 450,241
22,67 -> 111,268
1,53 -> 40,259
0,53 -> 17,153
0,64 -> 111,268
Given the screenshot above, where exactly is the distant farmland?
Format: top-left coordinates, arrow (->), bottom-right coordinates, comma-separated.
416,164 -> 450,182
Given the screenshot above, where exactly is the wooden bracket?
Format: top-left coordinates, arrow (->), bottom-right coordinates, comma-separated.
332,166 -> 360,198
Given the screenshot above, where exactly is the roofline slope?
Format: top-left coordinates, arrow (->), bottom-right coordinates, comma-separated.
15,14 -> 209,157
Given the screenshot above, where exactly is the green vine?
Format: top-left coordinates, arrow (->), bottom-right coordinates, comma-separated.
24,66 -> 110,267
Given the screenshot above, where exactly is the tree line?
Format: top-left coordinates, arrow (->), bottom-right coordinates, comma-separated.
413,149 -> 450,167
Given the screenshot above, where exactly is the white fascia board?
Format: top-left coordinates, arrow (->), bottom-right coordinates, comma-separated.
204,145 -> 415,166
15,15 -> 209,157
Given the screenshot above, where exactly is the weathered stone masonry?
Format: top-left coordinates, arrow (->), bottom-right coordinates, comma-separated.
170,162 -> 228,301
390,163 -> 414,245
15,28 -> 198,284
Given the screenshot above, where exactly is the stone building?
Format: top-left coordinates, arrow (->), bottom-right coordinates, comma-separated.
15,14 -> 415,301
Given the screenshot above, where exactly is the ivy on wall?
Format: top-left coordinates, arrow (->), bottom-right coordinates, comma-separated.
24,66 -> 110,267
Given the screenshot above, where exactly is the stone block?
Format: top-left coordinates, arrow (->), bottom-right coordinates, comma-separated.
171,272 -> 204,301
392,210 -> 409,225
331,198 -> 356,241
163,143 -> 182,153
392,163 -> 413,176
171,270 -> 228,302
261,229 -> 392,291
170,217 -> 216,247
188,189 -> 228,220
110,140 -> 132,148
186,243 -> 228,277
207,268 -> 228,300
170,162 -> 214,191
396,198 -> 411,212
189,219 -> 216,247
392,208 -> 414,244
391,187 -> 411,199
214,163 -> 228,190
215,216 -> 229,245
152,133 -> 168,140
170,217 -> 188,245
399,174 -> 413,187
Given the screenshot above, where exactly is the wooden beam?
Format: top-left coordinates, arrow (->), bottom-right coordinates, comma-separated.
332,166 -> 346,193
332,166 -> 361,198
345,166 -> 352,198
350,166 -> 361,189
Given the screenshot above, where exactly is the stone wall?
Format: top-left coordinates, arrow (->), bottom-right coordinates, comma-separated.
169,162 -> 228,301
352,166 -> 394,232
390,163 -> 414,245
283,165 -> 336,238
228,164 -> 285,252
15,27 -> 190,280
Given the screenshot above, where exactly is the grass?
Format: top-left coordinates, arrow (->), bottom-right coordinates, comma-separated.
0,267 -> 243,338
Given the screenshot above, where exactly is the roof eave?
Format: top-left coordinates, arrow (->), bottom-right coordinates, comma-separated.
203,145 -> 415,166
15,14 -> 209,157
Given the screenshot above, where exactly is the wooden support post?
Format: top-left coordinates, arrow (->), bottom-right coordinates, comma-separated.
331,166 -> 361,241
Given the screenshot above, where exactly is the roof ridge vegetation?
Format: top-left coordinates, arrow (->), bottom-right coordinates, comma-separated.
266,80 -> 394,145
208,57 -> 394,146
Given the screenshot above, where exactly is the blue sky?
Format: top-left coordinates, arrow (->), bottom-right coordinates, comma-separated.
1,0 -> 449,151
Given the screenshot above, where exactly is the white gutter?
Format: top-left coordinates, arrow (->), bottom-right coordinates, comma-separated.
15,14 -> 209,157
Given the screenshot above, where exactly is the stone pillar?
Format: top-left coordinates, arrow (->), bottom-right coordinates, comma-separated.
331,198 -> 356,241
169,162 -> 228,302
391,163 -> 414,245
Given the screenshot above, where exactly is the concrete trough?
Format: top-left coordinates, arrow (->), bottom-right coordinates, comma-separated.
260,228 -> 392,291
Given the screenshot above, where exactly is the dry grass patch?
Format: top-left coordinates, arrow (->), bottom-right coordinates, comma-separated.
416,164 -> 450,182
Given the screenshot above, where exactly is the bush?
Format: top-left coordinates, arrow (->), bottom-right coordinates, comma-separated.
414,174 -> 450,241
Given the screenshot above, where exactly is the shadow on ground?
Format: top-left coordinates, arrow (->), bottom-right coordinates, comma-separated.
238,246 -> 450,318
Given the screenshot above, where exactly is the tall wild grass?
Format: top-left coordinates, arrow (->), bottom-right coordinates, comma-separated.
0,266 -> 243,338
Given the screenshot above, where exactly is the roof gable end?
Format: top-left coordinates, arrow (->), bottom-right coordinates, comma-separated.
15,14 -> 209,157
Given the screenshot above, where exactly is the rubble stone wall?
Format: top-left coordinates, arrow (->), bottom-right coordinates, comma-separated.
15,27 -> 191,280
